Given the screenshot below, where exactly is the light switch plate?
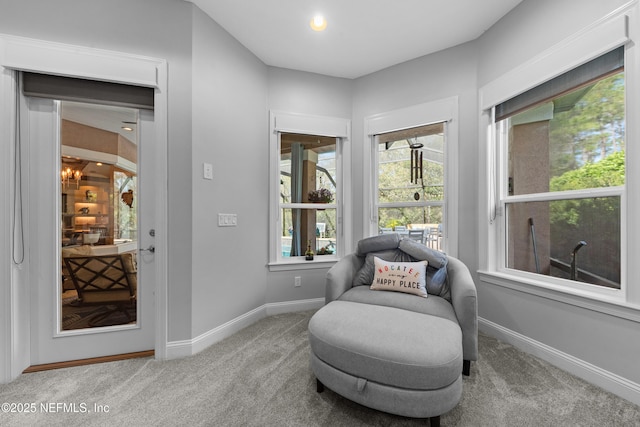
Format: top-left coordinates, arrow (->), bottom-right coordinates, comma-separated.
203,163 -> 213,180
218,213 -> 237,227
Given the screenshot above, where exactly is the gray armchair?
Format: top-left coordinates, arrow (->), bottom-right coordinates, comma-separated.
309,234 -> 478,424
325,233 -> 478,366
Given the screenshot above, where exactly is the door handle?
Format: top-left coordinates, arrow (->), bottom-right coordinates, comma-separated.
140,245 -> 155,253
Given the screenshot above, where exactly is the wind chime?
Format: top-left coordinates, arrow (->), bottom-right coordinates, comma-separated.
409,138 -> 424,184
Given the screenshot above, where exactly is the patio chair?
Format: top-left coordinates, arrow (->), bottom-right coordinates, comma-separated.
407,229 -> 425,244
63,252 -> 137,326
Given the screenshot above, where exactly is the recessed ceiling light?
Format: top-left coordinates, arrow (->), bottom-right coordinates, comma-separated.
122,126 -> 134,131
310,15 -> 327,32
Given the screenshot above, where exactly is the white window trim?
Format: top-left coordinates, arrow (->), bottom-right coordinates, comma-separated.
478,2 -> 640,315
363,97 -> 459,257
268,111 -> 352,271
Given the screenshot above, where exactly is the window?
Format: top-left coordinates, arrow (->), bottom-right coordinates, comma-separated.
493,47 -> 624,289
269,112 -> 351,268
364,97 -> 459,256
279,133 -> 338,258
375,123 -> 446,251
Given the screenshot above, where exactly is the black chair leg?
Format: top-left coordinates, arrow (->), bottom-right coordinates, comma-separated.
462,359 -> 471,376
430,415 -> 440,427
316,378 -> 325,393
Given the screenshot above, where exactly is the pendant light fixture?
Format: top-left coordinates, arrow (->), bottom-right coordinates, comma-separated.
61,166 -> 82,189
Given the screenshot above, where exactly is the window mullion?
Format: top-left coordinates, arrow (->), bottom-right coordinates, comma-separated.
377,201 -> 444,208
280,203 -> 337,209
503,187 -> 624,204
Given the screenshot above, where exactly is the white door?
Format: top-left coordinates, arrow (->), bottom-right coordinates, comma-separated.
27,97 -> 155,365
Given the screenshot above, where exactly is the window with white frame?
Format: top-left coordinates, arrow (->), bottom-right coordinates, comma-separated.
364,97 -> 459,256
269,112 -> 351,267
492,46 -> 624,290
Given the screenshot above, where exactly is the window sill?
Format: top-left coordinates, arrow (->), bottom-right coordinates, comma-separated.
268,257 -> 338,272
478,270 -> 640,323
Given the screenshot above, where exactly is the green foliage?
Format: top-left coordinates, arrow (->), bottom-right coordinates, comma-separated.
550,151 -> 623,229
114,172 -> 137,239
376,138 -> 445,228
547,152 -> 623,283
550,150 -> 625,192
384,218 -> 403,229
549,73 -> 624,177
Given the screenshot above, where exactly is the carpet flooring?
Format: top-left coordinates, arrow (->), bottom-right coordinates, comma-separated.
1,310 -> 638,426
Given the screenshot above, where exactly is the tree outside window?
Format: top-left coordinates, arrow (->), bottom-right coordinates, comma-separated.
376,123 -> 446,250
497,52 -> 624,288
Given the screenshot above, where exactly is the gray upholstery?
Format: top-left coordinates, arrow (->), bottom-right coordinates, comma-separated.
356,233 -> 401,255
325,242 -> 478,362
325,253 -> 362,303
311,353 -> 462,419
309,301 -> 462,390
338,286 -> 459,324
447,255 -> 479,362
310,235 -> 478,421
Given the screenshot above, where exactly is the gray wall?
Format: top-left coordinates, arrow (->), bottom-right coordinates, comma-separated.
476,0 -> 640,385
478,0 -> 632,86
190,8 -> 269,336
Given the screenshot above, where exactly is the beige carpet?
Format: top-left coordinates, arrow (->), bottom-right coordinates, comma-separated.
1,310 -> 638,426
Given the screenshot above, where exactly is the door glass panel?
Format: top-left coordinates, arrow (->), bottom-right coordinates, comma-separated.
60,101 -> 139,331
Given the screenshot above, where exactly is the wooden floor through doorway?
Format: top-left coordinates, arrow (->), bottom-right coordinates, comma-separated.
23,350 -> 154,373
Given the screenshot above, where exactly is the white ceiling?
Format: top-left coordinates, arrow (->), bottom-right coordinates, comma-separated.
61,101 -> 138,144
188,0 -> 523,79
61,1 -> 523,135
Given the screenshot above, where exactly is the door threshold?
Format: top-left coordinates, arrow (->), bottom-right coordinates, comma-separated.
23,350 -> 154,373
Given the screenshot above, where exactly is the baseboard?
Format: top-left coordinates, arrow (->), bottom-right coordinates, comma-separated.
479,317 -> 640,406
265,297 -> 325,315
165,298 -> 325,360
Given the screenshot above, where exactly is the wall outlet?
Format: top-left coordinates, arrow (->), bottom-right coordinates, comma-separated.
294,276 -> 301,287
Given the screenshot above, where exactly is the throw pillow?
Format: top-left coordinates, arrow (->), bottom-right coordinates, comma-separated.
398,238 -> 450,299
352,249 -> 403,287
370,256 -> 428,298
61,245 -> 94,257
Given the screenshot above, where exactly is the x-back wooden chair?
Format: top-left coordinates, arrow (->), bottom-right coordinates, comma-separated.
63,252 -> 137,327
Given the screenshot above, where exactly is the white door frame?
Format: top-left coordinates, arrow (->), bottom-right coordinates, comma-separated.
0,34 -> 169,383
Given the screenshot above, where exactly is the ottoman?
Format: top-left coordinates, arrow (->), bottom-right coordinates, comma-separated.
308,300 -> 463,426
